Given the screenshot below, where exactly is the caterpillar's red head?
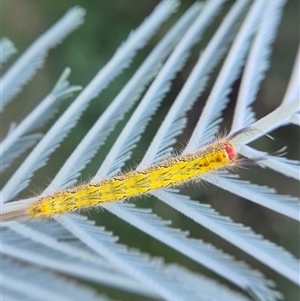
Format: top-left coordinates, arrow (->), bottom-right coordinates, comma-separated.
224,144 -> 236,161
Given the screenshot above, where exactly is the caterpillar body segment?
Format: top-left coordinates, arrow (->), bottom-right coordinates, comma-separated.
28,138 -> 237,218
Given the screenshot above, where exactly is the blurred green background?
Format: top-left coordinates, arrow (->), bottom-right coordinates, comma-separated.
2,0 -> 299,300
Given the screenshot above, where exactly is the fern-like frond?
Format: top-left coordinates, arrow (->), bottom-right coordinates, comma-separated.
1,0 -> 178,203
43,6 -> 200,192
1,222 -> 158,298
95,0 -> 226,180
239,145 -> 300,180
185,0 -> 269,152
0,68 -> 81,171
139,0 -> 250,167
0,38 -> 17,64
282,48 -> 300,105
0,7 -> 85,111
1,1 -> 299,300
231,99 -> 299,148
206,173 -> 299,221
153,183 -> 299,285
101,201 -> 279,300
2,258 -> 111,301
57,214 -> 255,301
231,0 -> 286,131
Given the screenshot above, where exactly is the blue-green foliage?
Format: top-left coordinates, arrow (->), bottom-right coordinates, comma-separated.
1,1 -> 299,300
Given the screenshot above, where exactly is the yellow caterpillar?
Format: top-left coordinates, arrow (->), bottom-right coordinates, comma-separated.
27,137 -> 237,218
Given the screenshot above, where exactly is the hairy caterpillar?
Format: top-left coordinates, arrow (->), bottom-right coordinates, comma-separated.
27,130 -> 253,218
